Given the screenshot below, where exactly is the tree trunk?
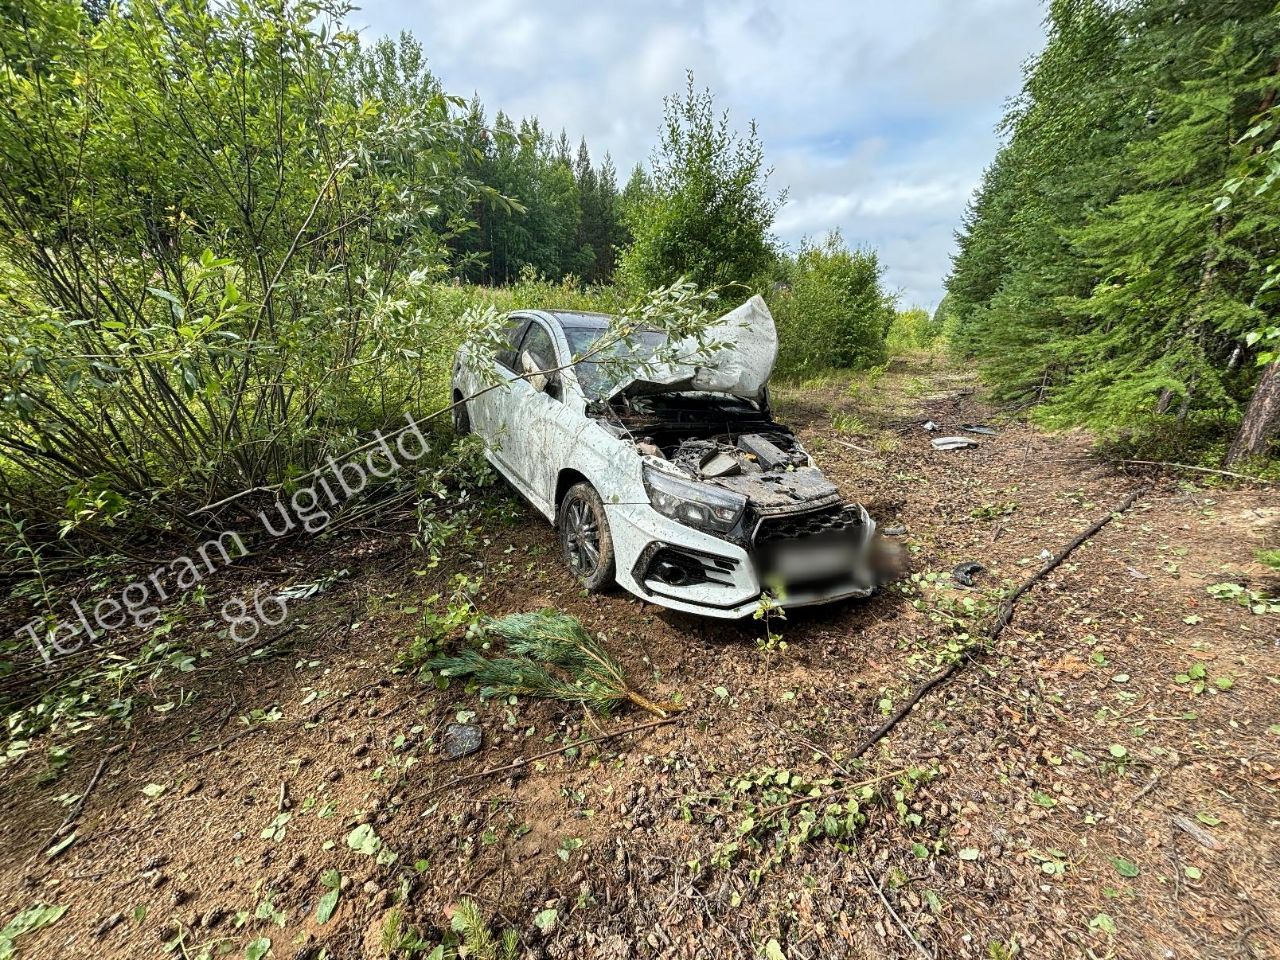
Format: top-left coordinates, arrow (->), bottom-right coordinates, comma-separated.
1227,359 -> 1280,464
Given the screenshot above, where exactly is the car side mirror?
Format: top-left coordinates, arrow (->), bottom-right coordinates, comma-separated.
520,350 -> 549,393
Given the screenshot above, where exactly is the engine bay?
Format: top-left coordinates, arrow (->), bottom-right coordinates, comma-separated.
597,392 -> 844,514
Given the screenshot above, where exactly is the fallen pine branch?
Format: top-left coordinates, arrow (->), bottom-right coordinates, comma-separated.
844,485 -> 1149,763
430,610 -> 682,718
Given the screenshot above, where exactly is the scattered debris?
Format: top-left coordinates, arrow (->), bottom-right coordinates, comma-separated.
443,723 -> 483,760
931,436 -> 977,451
1126,565 -> 1151,580
960,424 -> 998,436
952,561 -> 986,587
422,717 -> 677,800
922,420 -> 939,432
842,486 -> 1148,767
882,524 -> 908,537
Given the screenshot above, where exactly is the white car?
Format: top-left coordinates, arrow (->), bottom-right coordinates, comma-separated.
451,296 -> 883,619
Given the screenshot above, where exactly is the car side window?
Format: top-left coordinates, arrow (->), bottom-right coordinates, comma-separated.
495,317 -> 528,372
517,321 -> 558,378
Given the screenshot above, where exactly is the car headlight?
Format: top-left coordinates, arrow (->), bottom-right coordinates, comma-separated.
643,466 -> 746,534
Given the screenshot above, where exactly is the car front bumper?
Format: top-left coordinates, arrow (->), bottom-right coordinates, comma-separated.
606,501 -> 878,619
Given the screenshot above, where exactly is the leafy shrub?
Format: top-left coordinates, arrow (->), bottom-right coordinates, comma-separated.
770,232 -> 897,378
0,1 -> 491,541
886,307 -> 943,353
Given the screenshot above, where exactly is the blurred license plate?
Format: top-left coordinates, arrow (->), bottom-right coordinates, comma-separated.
761,538 -> 857,582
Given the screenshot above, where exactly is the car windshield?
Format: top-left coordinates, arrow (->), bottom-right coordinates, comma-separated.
565,326 -> 668,399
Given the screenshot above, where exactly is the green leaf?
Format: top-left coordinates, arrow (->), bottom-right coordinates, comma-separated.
141,783 -> 167,798
533,908 -> 558,934
1110,856 -> 1139,878
764,939 -> 787,960
244,937 -> 271,960
1183,865 -> 1202,880
1108,744 -> 1128,760
1195,812 -> 1221,827
0,903 -> 68,959
1089,913 -> 1116,935
315,885 -> 339,925
345,823 -> 395,864
45,832 -> 76,860
1213,676 -> 1233,691
957,847 -> 980,861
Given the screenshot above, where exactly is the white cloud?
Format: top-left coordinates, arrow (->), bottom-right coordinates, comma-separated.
352,0 -> 1046,307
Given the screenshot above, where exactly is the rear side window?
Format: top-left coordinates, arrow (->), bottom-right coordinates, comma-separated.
517,321 -> 558,376
495,318 -> 528,371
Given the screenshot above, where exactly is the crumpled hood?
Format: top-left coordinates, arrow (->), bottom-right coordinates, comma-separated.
605,295 -> 778,403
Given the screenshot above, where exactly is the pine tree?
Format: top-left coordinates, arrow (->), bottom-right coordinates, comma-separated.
944,0 -> 1280,463
617,72 -> 782,291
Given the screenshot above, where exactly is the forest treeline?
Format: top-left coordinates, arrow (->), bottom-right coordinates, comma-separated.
0,0 -> 905,555
944,0 -> 1280,464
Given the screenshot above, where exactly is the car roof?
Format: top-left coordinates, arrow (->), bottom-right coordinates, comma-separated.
545,310 -> 613,330
521,310 -> 671,336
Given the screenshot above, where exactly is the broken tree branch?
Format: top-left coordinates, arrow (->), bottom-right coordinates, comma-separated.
863,865 -> 934,959
845,485 -> 1149,763
832,438 -> 876,455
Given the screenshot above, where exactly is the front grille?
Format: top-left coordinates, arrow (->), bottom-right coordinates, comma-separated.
752,504 -> 867,547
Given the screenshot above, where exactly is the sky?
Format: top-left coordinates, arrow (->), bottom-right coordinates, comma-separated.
351,0 -> 1048,309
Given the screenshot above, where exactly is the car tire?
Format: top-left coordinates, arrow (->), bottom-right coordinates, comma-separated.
452,390 -> 470,435
558,481 -> 615,592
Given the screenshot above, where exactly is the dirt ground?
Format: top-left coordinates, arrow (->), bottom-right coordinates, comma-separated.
2,354 -> 1277,960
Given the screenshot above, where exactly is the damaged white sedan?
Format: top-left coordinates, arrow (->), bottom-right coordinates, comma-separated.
451,296 -> 885,619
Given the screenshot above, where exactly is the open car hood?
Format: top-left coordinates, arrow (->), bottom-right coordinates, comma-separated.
605,295 -> 778,403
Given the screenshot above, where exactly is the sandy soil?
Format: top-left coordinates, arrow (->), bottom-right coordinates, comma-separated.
1,355 -> 1277,960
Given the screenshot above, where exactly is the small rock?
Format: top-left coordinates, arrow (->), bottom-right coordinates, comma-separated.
443,723 -> 483,760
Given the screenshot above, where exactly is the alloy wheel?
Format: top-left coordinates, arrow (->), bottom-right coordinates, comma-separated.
563,496 -> 600,575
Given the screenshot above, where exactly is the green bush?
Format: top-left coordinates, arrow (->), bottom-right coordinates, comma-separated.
886,307 -> 943,353
770,232 -> 896,379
